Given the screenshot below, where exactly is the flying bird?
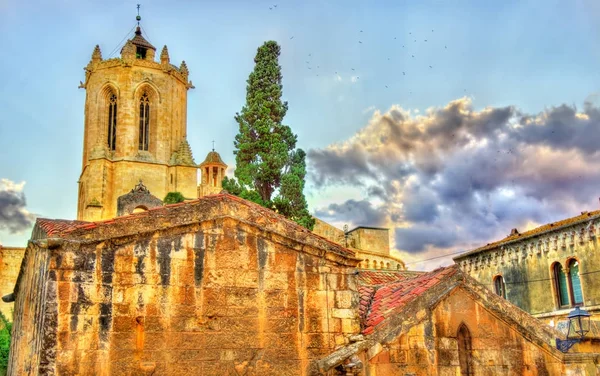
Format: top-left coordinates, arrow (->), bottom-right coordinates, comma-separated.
290,36 -> 294,40
269,7 -> 272,10
360,30 -> 363,32
274,4 -> 277,7
409,32 -> 412,34
402,72 -> 405,75
394,37 -> 397,39
359,41 -> 362,44
412,55 -> 415,58
424,39 -> 428,42
429,65 -> 433,68
385,85 -> 388,88
445,45 -> 447,49
351,68 -> 355,71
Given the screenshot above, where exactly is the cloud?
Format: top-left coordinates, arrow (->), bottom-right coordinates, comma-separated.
314,199 -> 386,228
0,179 -> 36,234
362,105 -> 376,115
308,97 -> 600,269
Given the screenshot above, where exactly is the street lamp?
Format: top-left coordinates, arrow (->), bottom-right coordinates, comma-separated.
556,307 -> 591,353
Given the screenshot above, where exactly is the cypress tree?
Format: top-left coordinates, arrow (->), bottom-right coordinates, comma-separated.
229,41 -> 314,230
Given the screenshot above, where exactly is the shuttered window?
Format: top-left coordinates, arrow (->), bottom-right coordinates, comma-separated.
554,263 -> 569,307
569,260 -> 583,305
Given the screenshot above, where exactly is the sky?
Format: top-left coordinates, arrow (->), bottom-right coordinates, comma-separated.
0,0 -> 599,270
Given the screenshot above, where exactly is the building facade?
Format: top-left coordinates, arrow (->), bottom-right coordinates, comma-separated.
77,23 -> 199,222
7,195 -> 600,375
454,209 -> 600,323
313,220 -> 405,271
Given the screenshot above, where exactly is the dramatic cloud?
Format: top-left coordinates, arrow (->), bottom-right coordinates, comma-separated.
314,199 -> 386,228
308,96 -> 600,269
0,179 -> 35,234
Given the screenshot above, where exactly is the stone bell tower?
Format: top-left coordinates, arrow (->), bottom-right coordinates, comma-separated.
77,13 -> 197,221
197,149 -> 228,197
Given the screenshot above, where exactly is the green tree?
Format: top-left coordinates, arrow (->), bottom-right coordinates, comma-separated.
229,41 -> 314,229
163,191 -> 185,205
0,311 -> 12,375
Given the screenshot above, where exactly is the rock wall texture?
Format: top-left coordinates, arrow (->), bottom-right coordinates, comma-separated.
351,288 -> 598,376
0,246 -> 25,320
8,195 -> 361,376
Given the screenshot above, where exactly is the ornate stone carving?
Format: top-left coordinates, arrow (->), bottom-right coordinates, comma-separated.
169,139 -> 196,166
117,180 -> 163,216
160,45 -> 170,66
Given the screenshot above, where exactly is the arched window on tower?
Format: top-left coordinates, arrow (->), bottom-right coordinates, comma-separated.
493,275 -> 506,299
139,92 -> 150,151
553,262 -> 570,308
568,259 -> 584,306
457,324 -> 473,376
107,93 -> 117,150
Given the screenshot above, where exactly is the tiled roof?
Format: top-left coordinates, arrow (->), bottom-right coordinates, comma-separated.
32,193 -> 356,258
130,27 -> 156,51
362,265 -> 459,335
356,270 -> 423,287
35,218 -> 89,237
200,151 -> 226,166
455,210 -> 600,260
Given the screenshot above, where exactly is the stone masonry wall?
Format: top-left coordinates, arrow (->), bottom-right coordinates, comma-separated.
362,288 -> 597,376
10,216 -> 360,375
0,246 -> 25,320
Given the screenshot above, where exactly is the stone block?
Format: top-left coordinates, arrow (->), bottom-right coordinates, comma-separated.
335,290 -> 355,309
331,308 -> 355,319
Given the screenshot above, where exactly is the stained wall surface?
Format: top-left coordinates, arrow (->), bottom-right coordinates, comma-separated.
362,288 -> 597,376
9,198 -> 361,376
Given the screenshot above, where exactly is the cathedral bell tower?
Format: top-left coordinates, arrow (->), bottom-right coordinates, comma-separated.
77,12 -> 197,221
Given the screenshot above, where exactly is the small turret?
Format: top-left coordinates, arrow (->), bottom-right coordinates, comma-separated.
160,45 -> 170,66
198,148 -> 228,197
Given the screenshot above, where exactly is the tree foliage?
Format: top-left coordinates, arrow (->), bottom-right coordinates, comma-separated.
163,191 -> 185,205
228,41 -> 314,230
0,311 -> 12,374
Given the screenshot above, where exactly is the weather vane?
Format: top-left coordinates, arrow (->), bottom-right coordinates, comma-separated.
136,4 -> 141,25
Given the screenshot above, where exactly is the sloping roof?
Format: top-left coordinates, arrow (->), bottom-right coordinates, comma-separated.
31,193 -> 357,262
454,210 -> 600,260
130,27 -> 156,51
34,218 -> 88,238
200,151 -> 226,167
362,266 -> 459,335
357,270 -> 426,323
356,270 -> 423,286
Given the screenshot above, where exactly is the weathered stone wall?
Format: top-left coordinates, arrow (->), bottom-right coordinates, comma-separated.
348,228 -> 389,257
455,216 -> 600,320
0,246 -> 25,320
8,241 -> 53,375
312,219 -> 345,245
361,288 -> 598,375
9,208 -> 360,375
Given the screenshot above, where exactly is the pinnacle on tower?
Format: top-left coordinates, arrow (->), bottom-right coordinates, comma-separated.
180,60 -> 189,78
160,45 -> 170,65
170,140 -> 196,166
91,45 -> 102,62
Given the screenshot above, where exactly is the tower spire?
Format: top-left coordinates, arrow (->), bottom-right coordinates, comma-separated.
136,4 -> 141,26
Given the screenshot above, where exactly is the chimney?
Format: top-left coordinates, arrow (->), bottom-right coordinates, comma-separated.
510,228 -> 519,236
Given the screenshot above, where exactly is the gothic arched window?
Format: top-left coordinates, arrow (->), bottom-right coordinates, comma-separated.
493,275 -> 506,299
553,262 -> 569,307
568,259 -> 583,306
139,92 -> 150,151
457,324 -> 473,376
107,93 -> 117,150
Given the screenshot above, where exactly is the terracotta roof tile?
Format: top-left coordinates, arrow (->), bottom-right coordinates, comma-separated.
356,270 -> 423,287
35,218 -> 89,237
455,210 -> 600,260
33,193 -> 356,258
361,265 -> 459,334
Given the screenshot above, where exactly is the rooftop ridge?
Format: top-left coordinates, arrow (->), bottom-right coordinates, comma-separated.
454,209 -> 600,260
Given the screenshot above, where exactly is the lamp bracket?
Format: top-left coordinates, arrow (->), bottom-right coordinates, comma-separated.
556,338 -> 581,353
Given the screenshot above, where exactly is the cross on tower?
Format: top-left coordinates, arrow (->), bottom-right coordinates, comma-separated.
212,140 -> 215,152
